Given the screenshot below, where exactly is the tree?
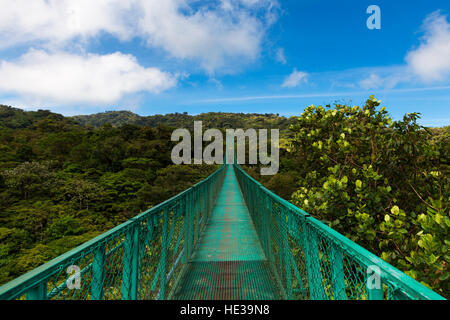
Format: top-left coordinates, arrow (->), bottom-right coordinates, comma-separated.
2,161 -> 57,199
288,96 -> 449,296
63,179 -> 103,210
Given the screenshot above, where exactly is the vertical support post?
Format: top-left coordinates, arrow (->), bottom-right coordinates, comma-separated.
303,220 -> 328,300
91,243 -> 106,300
140,218 -> 153,300
193,190 -> 199,245
27,281 -> 47,300
122,225 -> 140,300
200,185 -> 205,232
146,218 -> 154,246
197,187 -> 201,234
131,225 -> 140,299
367,286 -> 384,300
264,196 -> 273,266
184,192 -> 192,263
197,188 -> 201,241
279,218 -> 284,283
206,181 -> 211,217
281,208 -> 293,299
122,229 -> 132,300
366,263 -> 383,300
367,269 -> 384,300
191,190 -> 195,248
160,207 -> 169,300
329,245 -> 347,300
191,190 -> 195,249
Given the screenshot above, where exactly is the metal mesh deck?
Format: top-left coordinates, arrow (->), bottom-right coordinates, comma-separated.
172,166 -> 282,300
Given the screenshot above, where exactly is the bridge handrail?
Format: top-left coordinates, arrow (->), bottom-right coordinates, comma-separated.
234,164 -> 445,300
0,165 -> 226,300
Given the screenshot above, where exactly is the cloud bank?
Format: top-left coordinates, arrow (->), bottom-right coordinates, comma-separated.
138,0 -> 278,74
0,50 -> 177,104
0,0 -> 278,106
0,0 -> 278,73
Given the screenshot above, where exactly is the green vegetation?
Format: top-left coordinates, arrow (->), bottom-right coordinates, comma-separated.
246,96 -> 449,297
0,100 -> 448,298
71,110 -> 296,136
0,105 -> 216,285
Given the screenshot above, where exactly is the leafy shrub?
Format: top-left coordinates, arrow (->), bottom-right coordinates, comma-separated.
288,96 -> 449,297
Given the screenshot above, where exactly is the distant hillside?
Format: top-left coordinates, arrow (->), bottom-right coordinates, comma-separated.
0,105 -> 78,130
71,110 -> 297,132
71,111 -> 143,128
0,104 -> 298,135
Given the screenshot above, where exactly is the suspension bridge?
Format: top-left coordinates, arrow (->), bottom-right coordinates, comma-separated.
0,164 -> 444,300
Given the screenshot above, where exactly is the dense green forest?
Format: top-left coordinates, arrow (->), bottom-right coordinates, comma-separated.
71,110 -> 296,135
0,105 -> 218,285
0,99 -> 449,297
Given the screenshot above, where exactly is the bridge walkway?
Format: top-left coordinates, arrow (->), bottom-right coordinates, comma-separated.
172,165 -> 282,299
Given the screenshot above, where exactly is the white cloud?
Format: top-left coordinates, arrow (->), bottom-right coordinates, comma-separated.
332,12 -> 450,91
358,69 -> 408,90
137,0 -> 278,74
359,74 -> 383,90
275,48 -> 287,64
209,78 -> 224,90
0,0 -> 137,48
0,50 -> 177,105
282,69 -> 308,88
0,0 -> 278,74
406,11 -> 450,82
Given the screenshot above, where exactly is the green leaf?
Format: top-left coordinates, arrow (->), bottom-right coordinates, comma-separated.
418,239 -> 425,248
428,254 -> 438,264
435,214 -> 443,225
391,206 -> 400,215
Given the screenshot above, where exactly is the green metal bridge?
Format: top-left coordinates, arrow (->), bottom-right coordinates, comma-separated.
0,164 -> 445,300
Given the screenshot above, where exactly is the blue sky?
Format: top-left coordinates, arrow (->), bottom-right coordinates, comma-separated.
0,0 -> 449,126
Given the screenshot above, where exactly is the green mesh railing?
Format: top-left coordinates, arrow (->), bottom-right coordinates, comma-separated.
0,162 -> 445,300
0,165 -> 226,300
234,164 -> 445,300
